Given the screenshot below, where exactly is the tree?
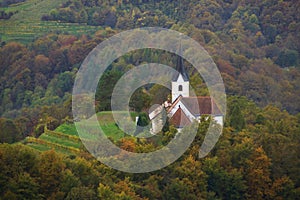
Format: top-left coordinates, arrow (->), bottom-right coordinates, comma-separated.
77,9 -> 88,23
245,147 -> 273,199
96,70 -> 122,111
259,132 -> 300,187
0,118 -> 21,143
97,183 -> 116,200
114,177 -> 145,200
66,157 -> 98,186
170,155 -> 208,199
66,186 -> 97,200
137,175 -> 163,199
135,112 -> 150,135
118,138 -> 136,152
271,176 -> 298,199
229,101 -> 245,131
163,178 -> 200,200
0,42 -> 26,75
14,172 -> 42,200
129,88 -> 151,112
0,144 -> 39,198
67,38 -> 97,66
276,49 -> 299,68
202,157 -> 247,200
104,10 -> 117,28
263,24 -> 277,43
189,74 -> 209,96
1,88 -> 13,113
149,84 -> 170,105
37,150 -> 66,196
33,54 -> 51,74
60,169 -> 80,194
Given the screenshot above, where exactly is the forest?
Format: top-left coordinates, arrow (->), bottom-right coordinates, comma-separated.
0,0 -> 300,199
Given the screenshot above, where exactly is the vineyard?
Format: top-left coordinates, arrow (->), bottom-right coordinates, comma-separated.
1,0 -> 300,198
0,0 -> 101,43
24,111 -> 138,155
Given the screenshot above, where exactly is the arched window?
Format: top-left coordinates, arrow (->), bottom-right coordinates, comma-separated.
178,85 -> 183,91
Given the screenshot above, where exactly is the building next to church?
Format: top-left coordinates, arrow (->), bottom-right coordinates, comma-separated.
149,48 -> 223,134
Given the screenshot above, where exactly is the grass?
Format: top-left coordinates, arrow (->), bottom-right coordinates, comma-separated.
0,1 -> 33,12
27,143 -> 52,151
26,111 -> 139,154
101,123 -> 126,141
55,111 -> 138,141
0,0 -> 101,43
39,133 -> 82,148
25,135 -> 81,154
55,123 -> 78,136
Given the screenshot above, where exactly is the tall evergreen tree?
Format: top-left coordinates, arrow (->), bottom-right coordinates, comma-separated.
229,102 -> 245,131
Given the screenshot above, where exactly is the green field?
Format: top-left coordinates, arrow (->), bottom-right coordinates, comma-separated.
0,0 -> 101,43
27,143 -> 52,151
55,123 -> 78,136
56,111 -> 138,139
39,133 -> 81,148
25,111 -> 138,154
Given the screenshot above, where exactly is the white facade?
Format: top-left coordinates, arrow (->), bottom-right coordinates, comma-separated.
171,74 -> 189,101
214,115 -> 223,125
167,99 -> 224,126
149,52 -> 224,132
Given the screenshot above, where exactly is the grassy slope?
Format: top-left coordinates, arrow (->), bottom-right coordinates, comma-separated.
27,143 -> 51,151
55,123 -> 78,136
26,111 -> 138,154
39,134 -> 81,148
56,111 -> 138,140
0,0 -> 100,43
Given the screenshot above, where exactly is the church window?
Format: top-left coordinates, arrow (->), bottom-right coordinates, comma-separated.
178,85 -> 183,91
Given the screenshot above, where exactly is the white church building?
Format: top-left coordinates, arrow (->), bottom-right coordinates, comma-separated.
149,50 -> 223,134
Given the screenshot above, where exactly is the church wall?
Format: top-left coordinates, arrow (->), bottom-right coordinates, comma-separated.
214,115 -> 223,126
171,75 -> 189,101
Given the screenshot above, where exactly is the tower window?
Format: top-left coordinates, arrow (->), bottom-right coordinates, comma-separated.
178,85 -> 183,91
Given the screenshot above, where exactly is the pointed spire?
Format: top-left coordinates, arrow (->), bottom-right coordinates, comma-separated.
172,41 -> 189,81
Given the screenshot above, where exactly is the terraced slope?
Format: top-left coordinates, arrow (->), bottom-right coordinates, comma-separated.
25,111 -> 138,154
25,129 -> 82,155
0,0 -> 100,43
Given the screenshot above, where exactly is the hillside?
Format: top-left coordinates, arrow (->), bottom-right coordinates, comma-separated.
0,0 -> 300,199
0,0 -> 100,43
24,111 -> 138,154
0,0 -> 299,119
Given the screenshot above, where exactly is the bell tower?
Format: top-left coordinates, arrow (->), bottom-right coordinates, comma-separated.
171,44 -> 189,102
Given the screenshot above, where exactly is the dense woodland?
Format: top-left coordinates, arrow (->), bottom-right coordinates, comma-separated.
0,0 -> 300,199
1,105 -> 300,199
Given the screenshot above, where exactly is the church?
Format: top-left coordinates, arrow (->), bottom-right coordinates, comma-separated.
149,51 -> 224,134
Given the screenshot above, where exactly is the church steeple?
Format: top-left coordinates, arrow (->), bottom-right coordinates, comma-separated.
172,43 -> 189,82
171,42 -> 190,102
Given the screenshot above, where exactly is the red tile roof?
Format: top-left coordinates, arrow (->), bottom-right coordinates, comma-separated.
181,97 -> 222,115
168,96 -> 222,116
169,107 -> 192,128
